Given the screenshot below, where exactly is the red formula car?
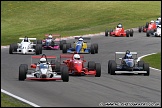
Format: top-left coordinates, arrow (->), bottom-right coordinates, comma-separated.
105,26 -> 133,37
60,53 -> 101,77
139,21 -> 157,33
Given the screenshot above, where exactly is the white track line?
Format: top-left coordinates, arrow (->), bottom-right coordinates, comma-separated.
1,89 -> 40,107
137,53 -> 161,71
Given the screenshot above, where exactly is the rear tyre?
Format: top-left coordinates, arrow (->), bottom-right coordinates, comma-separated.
139,26 -> 142,33
37,40 -> 42,44
51,41 -> 55,47
146,30 -> 150,37
62,44 -> 67,53
95,63 -> 101,77
60,40 -> 66,50
66,43 -> 71,49
35,44 -> 40,55
143,63 -> 150,76
130,29 -> 134,37
138,61 -> 144,67
146,22 -> 149,28
126,30 -> 129,37
90,44 -> 95,54
51,60 -> 56,71
88,61 -> 96,70
108,60 -> 113,74
109,29 -> 113,36
105,29 -> 108,36
61,66 -> 69,82
9,44 -> 14,54
55,61 -> 60,73
93,43 -> 98,53
110,61 -> 116,75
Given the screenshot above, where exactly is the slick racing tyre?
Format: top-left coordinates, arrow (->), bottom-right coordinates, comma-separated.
61,66 -> 69,82
95,63 -> 101,77
90,44 -> 95,54
60,40 -> 66,50
94,43 -> 98,53
105,29 -> 108,36
110,60 -> 116,75
88,61 -> 96,70
19,65 -> 27,81
143,63 -> 150,76
108,60 -> 114,74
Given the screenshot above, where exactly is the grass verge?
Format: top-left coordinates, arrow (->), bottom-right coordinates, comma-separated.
1,92 -> 32,107
141,52 -> 161,70
1,1 -> 161,45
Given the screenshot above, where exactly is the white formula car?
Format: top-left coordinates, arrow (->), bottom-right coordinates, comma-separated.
18,54 -> 69,82
108,52 -> 150,76
9,37 -> 42,55
154,25 -> 161,37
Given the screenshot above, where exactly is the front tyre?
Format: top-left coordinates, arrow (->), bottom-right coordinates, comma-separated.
61,66 -> 69,82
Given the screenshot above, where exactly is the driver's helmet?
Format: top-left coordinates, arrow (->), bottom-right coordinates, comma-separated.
126,54 -> 132,59
73,54 -> 80,60
48,34 -> 53,39
78,37 -> 83,41
117,23 -> 122,28
150,20 -> 154,24
24,36 -> 28,42
40,58 -> 47,63
157,17 -> 161,21
126,50 -> 130,54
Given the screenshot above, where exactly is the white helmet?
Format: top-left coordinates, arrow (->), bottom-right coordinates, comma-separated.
73,54 -> 80,60
78,38 -> 83,41
48,35 -> 53,39
150,20 -> 154,23
118,24 -> 122,28
40,58 -> 46,63
157,17 -> 161,21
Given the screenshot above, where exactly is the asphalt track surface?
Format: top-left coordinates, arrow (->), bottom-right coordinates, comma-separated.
1,31 -> 161,107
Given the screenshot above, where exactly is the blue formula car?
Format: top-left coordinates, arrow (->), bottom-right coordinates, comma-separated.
62,37 -> 98,54
108,52 -> 150,76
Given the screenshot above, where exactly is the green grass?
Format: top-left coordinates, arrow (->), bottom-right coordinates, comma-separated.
1,92 -> 32,107
1,1 -> 161,45
141,53 -> 161,70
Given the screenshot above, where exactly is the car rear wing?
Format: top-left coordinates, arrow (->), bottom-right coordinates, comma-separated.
115,52 -> 137,55
19,38 -> 37,40
31,56 -> 56,59
60,54 -> 84,59
31,55 -> 57,64
74,36 -> 91,40
45,34 -> 61,37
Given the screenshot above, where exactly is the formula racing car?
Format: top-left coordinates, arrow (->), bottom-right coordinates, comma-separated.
9,36 -> 42,55
139,20 -> 157,33
18,54 -> 69,82
105,25 -> 134,37
62,37 -> 98,54
146,24 -> 161,37
42,34 -> 66,50
60,53 -> 101,77
108,52 -> 150,76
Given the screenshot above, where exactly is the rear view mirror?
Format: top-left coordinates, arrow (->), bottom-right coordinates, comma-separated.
31,64 -> 36,68
119,58 -> 122,60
